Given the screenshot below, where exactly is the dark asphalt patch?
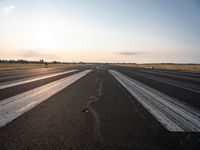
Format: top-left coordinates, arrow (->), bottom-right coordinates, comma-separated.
82,108 -> 89,113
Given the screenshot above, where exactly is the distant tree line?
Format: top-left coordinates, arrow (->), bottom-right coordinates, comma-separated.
0,59 -> 46,64
0,59 -> 87,64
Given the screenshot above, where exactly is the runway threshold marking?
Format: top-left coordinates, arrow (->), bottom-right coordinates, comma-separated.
0,70 -> 92,128
0,70 -> 78,90
109,70 -> 200,132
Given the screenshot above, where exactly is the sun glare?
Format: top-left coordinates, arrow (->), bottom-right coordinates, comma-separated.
26,15 -> 64,49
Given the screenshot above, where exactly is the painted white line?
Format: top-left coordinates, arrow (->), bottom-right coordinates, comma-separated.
141,70 -> 200,82
127,71 -> 200,94
0,70 -> 92,128
0,70 -> 77,90
109,70 -> 200,132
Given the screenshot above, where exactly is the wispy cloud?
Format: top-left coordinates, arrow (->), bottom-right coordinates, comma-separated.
117,51 -> 144,56
17,49 -> 60,60
0,5 -> 16,15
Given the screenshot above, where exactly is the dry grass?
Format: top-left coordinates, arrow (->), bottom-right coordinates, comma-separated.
113,63 -> 200,72
1,63 -> 200,72
0,63 -> 84,71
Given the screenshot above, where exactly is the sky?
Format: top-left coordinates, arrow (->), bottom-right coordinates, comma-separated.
0,0 -> 200,63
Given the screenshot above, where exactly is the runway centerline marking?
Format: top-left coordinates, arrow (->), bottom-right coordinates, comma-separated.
0,70 -> 92,128
0,70 -> 78,90
109,70 -> 200,132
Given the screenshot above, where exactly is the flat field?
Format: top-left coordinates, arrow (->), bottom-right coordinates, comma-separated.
112,63 -> 200,72
0,63 -> 87,71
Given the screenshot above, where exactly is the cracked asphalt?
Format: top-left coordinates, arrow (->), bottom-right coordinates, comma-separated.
0,67 -> 200,150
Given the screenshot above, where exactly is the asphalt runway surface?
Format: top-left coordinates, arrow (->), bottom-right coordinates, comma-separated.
0,65 -> 200,150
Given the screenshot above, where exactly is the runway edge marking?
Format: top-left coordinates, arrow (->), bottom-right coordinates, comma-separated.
109,70 -> 200,132
0,69 -> 78,90
0,70 -> 92,128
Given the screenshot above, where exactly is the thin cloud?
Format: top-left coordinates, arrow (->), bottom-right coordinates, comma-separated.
118,51 -> 144,56
21,50 -> 41,57
17,49 -> 60,60
0,5 -> 16,15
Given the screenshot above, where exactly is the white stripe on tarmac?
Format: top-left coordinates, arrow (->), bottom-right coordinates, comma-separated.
0,70 -> 92,128
0,70 -> 77,90
109,70 -> 200,132
141,70 -> 200,82
127,71 -> 200,94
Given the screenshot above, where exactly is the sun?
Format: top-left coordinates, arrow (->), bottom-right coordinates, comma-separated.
27,14 -> 64,49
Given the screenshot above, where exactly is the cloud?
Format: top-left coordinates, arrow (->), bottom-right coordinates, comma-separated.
0,5 -> 16,15
117,51 -> 144,56
21,50 -> 41,57
16,49 -> 60,60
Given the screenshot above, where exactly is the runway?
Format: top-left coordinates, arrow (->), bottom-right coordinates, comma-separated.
0,65 -> 199,150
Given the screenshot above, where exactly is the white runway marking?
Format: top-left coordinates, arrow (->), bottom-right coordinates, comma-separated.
126,71 -> 200,94
109,70 -> 200,132
141,70 -> 200,82
0,70 -> 77,89
0,70 -> 92,128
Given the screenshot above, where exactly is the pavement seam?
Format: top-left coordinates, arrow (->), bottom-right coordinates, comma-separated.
87,78 -> 105,145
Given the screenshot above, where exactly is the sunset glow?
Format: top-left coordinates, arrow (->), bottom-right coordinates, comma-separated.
0,0 -> 200,63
